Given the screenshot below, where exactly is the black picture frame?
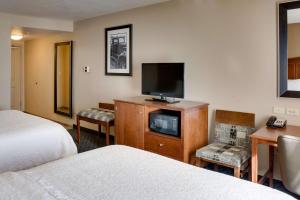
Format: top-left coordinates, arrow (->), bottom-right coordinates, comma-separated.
105,24 -> 132,76
54,41 -> 73,118
278,1 -> 300,98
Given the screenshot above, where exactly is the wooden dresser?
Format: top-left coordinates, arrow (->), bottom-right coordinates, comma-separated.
114,96 -> 209,163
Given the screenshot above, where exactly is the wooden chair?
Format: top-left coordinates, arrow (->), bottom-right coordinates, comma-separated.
76,103 -> 115,146
192,110 -> 255,178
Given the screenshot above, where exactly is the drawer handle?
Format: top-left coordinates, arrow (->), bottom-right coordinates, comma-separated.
159,143 -> 164,147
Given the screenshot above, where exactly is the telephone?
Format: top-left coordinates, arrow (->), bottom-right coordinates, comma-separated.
266,116 -> 287,128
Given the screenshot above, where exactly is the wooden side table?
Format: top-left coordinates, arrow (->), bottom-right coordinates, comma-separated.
250,125 -> 300,187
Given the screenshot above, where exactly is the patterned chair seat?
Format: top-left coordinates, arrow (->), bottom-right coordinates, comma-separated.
77,108 -> 114,122
196,142 -> 250,168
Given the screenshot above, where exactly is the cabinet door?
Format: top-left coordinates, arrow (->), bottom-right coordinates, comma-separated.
296,63 -> 300,79
115,102 -> 144,149
288,63 -> 296,80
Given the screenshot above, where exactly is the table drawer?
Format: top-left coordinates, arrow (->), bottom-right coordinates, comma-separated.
145,132 -> 182,160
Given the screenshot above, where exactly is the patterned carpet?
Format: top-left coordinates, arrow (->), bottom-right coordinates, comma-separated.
68,128 -> 114,153
68,128 -> 299,199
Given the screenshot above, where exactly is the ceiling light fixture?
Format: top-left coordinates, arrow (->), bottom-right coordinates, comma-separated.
11,34 -> 23,41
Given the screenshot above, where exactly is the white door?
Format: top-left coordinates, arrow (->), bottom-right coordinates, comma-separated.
11,47 -> 22,110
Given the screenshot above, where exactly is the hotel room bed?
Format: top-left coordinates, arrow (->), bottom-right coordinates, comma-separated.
0,110 -> 77,173
0,145 -> 295,200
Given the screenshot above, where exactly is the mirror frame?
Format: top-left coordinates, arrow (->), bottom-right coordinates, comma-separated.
54,41 -> 73,118
279,1 -> 300,98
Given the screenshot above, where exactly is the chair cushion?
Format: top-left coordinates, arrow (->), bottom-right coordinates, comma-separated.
78,108 -> 115,122
215,122 -> 255,148
196,143 -> 250,167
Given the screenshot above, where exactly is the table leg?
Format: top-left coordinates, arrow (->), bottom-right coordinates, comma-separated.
251,138 -> 258,183
269,146 -> 274,187
106,125 -> 110,145
76,116 -> 81,144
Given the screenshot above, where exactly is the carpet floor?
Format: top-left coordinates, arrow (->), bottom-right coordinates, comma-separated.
68,128 -> 299,199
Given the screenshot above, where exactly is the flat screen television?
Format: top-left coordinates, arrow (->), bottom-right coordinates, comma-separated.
142,63 -> 184,100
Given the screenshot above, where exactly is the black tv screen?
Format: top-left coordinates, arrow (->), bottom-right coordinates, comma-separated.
142,63 -> 184,98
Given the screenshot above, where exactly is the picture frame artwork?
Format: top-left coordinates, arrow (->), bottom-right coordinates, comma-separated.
105,24 -> 132,76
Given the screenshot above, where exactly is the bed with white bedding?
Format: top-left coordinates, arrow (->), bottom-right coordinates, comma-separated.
0,145 -> 295,200
0,110 -> 77,173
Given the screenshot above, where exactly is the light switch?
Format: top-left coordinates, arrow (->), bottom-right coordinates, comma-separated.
273,106 -> 285,114
286,108 -> 299,116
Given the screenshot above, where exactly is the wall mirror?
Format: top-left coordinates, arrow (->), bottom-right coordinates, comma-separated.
54,41 -> 73,117
279,1 -> 300,98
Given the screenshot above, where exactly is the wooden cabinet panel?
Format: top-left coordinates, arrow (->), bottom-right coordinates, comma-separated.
115,102 -> 144,149
296,64 -> 300,79
114,97 -> 209,163
145,132 -> 182,160
288,63 -> 295,79
288,57 -> 300,79
183,107 -> 208,163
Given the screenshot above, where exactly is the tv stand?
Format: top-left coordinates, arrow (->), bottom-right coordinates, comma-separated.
114,96 -> 209,163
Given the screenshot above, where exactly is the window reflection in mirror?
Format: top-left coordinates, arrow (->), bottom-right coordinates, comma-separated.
288,8 -> 300,91
278,1 -> 300,97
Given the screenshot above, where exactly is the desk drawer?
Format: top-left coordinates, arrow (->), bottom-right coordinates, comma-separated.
145,132 -> 182,160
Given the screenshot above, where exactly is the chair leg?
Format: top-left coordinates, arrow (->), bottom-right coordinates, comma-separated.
234,167 -> 241,178
105,125 -> 110,146
76,116 -> 81,144
190,155 -> 196,165
98,124 -> 102,135
269,146 -> 274,188
248,160 -> 252,181
195,158 -> 201,167
214,164 -> 219,172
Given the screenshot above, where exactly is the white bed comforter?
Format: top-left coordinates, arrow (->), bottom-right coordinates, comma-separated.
0,145 -> 295,200
0,110 -> 77,173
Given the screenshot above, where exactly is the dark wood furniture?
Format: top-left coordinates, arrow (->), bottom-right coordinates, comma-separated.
191,110 -> 255,178
76,103 -> 115,145
250,125 -> 300,187
114,96 -> 209,163
288,57 -> 300,80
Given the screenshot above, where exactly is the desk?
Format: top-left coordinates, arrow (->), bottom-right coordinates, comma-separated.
250,125 -> 300,187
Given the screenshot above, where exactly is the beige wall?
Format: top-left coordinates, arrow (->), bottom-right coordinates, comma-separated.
0,12 -> 73,110
24,0 -> 300,178
0,20 -> 11,109
288,23 -> 300,58
24,34 -> 73,125
73,0 -> 288,178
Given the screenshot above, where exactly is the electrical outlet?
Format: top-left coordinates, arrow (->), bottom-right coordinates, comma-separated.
82,66 -> 90,73
286,108 -> 299,116
273,106 -> 285,114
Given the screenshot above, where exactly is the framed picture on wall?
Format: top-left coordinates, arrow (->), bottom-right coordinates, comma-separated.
105,24 -> 132,76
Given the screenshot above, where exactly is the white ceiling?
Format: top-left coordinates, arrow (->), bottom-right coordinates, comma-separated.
288,8 -> 300,24
0,0 -> 168,21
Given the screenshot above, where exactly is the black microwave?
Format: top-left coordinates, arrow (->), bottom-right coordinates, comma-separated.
149,110 -> 181,137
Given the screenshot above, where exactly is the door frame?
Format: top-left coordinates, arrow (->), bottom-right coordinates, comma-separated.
11,45 -> 24,111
